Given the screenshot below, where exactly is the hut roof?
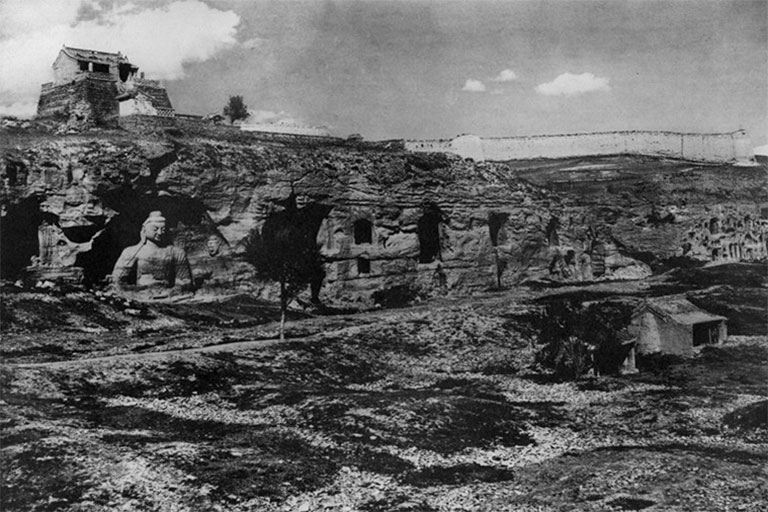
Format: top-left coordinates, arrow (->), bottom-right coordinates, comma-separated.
60,46 -> 133,66
637,297 -> 727,325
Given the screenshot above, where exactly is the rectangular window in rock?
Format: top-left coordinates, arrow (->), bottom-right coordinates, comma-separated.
354,219 -> 373,245
357,257 -> 371,275
93,63 -> 110,74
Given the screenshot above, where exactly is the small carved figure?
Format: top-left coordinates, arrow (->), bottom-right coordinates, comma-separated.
432,263 -> 448,291
578,251 -> 593,281
111,211 -> 193,296
198,235 -> 234,288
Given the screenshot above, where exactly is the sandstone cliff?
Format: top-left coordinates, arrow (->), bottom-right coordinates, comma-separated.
1,121 -> 766,305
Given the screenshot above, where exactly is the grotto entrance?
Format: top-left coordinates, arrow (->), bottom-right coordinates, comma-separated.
251,195 -> 332,302
76,195 -> 208,287
418,203 -> 443,264
0,198 -> 45,280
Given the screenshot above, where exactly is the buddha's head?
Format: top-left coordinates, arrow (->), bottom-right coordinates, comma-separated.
141,211 -> 167,245
206,235 -> 222,256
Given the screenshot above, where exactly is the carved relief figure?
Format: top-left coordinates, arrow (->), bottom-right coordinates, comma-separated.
198,234 -> 234,288
111,211 -> 193,297
681,211 -> 767,263
35,221 -> 80,268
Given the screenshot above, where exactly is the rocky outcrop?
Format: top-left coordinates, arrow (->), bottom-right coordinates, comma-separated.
1,125 -> 765,305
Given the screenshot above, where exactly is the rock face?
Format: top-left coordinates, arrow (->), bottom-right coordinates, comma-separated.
1,124 -> 766,305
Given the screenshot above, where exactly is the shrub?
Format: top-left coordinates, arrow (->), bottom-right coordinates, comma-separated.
372,284 -> 423,308
535,298 -> 634,380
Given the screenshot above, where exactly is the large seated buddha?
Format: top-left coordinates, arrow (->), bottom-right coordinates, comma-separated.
111,211 -> 193,299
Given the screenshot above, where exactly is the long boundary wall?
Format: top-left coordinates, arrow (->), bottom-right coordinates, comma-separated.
117,115 -> 404,151
405,130 -> 755,164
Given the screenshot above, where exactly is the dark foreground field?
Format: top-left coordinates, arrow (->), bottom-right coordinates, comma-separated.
2,267 -> 767,512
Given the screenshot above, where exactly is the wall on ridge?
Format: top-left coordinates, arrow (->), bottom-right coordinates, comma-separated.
118,115 -> 404,152
405,130 -> 755,164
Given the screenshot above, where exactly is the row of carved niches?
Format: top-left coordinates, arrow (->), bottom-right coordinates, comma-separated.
683,214 -> 767,261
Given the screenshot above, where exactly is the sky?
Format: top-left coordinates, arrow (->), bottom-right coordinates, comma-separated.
1,0 -> 766,145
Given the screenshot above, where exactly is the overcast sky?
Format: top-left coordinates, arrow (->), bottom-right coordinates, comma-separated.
1,0 -> 766,144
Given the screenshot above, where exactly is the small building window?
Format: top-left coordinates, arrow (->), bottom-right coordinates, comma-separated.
93,63 -> 110,74
353,219 -> 373,244
118,63 -> 133,82
78,60 -> 89,71
357,257 -> 370,274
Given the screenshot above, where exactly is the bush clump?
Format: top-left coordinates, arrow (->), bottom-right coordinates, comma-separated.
535,298 -> 635,380
372,284 -> 424,309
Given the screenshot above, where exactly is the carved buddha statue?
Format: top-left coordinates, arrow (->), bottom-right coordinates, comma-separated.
111,211 -> 192,297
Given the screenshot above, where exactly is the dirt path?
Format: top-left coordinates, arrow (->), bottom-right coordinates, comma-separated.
5,281 -> 644,369
6,297 -> 464,369
9,322 -> 377,369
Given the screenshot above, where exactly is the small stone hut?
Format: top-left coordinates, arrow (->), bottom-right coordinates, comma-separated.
37,46 -> 174,125
629,297 -> 727,357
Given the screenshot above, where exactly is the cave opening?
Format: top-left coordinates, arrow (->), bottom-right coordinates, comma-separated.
0,198 -> 45,280
252,195 -> 332,302
488,212 -> 509,247
4,159 -> 26,187
75,194 -> 209,287
418,203 -> 443,264
353,218 -> 373,245
546,217 -> 560,246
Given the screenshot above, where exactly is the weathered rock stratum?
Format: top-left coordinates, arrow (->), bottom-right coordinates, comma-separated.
1,122 -> 766,305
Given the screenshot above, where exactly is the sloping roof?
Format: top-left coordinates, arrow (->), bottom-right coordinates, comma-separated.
670,312 -> 727,325
637,296 -> 727,325
61,46 -> 133,66
135,84 -> 173,111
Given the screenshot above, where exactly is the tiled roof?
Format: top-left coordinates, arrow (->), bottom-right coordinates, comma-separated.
61,46 -> 133,66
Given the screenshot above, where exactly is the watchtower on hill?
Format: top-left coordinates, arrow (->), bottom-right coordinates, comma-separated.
37,46 -> 175,127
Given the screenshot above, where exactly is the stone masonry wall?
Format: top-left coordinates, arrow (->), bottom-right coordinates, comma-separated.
37,75 -> 119,127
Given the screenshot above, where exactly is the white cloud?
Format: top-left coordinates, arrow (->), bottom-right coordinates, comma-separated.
462,79 -> 486,92
0,0 -> 81,38
0,0 -> 240,116
0,101 -> 37,118
241,37 -> 268,50
535,72 -> 611,96
492,69 -> 518,82
248,110 -> 304,125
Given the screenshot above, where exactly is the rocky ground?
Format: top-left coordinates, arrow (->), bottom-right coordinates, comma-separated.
2,265 -> 767,512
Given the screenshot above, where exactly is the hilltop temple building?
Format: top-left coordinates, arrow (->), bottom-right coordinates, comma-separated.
37,46 -> 174,126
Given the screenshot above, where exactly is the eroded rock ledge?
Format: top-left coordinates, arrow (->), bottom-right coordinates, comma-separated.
1,125 -> 766,305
